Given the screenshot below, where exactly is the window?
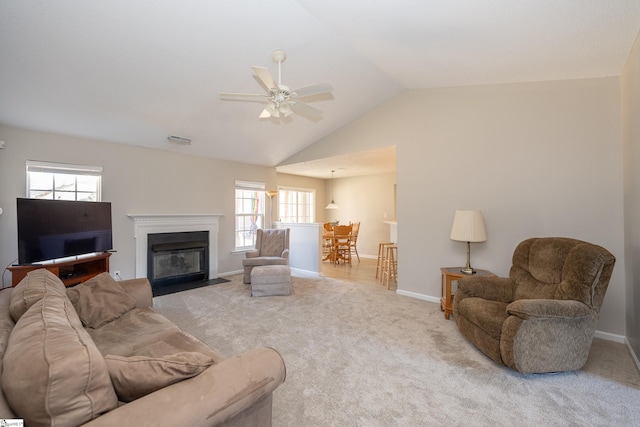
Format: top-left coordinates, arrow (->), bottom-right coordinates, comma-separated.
278,187 -> 315,223
26,161 -> 102,201
235,180 -> 265,250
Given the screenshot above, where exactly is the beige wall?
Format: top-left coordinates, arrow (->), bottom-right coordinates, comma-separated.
622,30 -> 640,361
0,125 -> 277,281
286,77 -> 626,337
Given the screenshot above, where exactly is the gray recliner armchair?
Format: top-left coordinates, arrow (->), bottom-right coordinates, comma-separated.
242,228 -> 290,284
453,237 -> 615,373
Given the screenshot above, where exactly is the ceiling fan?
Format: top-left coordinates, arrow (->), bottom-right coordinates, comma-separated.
220,49 -> 333,120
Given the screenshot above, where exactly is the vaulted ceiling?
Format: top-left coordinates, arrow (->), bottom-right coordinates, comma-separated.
1,1 -> 639,177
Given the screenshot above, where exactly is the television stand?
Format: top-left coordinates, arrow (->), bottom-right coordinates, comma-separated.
9,252 -> 111,287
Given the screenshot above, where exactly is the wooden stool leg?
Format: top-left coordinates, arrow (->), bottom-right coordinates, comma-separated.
384,246 -> 392,289
376,242 -> 391,280
380,246 -> 388,284
388,247 -> 397,289
384,245 -> 398,290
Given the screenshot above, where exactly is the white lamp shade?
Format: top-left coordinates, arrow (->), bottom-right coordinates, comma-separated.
450,210 -> 487,242
325,200 -> 339,209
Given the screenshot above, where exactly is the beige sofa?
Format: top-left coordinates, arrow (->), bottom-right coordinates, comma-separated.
0,269 -> 286,426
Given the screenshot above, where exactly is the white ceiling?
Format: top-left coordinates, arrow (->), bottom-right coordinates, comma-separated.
1,1 -> 639,178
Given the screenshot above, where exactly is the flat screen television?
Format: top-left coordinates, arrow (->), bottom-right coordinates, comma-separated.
17,198 -> 113,265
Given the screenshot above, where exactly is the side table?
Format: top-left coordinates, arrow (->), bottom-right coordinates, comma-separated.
440,267 -> 494,320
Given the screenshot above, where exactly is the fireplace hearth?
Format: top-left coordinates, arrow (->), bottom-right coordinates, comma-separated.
147,231 -> 209,288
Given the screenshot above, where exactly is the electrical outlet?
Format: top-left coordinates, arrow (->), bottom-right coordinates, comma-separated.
113,271 -> 121,280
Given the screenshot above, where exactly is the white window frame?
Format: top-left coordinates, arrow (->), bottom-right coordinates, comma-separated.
26,160 -> 103,201
235,180 -> 266,251
278,186 -> 315,223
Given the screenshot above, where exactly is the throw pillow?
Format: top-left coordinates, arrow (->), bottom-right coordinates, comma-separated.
9,268 -> 67,322
2,295 -> 118,426
104,352 -> 215,402
67,272 -> 136,328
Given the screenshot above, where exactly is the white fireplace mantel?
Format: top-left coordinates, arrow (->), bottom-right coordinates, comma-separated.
128,214 -> 223,280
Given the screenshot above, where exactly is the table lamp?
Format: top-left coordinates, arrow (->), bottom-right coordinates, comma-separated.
450,210 -> 487,274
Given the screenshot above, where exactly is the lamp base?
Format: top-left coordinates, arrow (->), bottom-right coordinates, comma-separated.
461,241 -> 476,274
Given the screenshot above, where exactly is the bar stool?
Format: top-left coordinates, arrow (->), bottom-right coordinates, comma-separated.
382,244 -> 398,289
376,242 -> 394,280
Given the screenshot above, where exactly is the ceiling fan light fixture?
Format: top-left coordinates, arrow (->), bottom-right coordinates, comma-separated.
259,108 -> 271,119
265,104 -> 278,118
280,102 -> 292,116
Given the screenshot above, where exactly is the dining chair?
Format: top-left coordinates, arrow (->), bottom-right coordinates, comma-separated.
332,224 -> 353,265
348,222 -> 360,262
322,226 -> 334,261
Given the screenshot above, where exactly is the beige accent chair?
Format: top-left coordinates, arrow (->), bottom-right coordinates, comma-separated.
453,237 -> 615,374
243,228 -> 290,284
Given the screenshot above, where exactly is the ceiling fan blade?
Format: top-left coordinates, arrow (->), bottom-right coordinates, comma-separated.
291,81 -> 334,98
252,66 -> 277,90
291,101 -> 324,118
219,92 -> 268,101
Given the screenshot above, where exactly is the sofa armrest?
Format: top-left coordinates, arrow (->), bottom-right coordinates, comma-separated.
119,278 -> 153,308
501,299 -> 597,373
456,276 -> 513,303
506,299 -> 592,320
83,347 -> 286,427
245,249 -> 260,259
281,248 -> 289,259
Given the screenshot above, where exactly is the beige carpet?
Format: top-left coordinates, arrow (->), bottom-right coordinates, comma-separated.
153,273 -> 640,426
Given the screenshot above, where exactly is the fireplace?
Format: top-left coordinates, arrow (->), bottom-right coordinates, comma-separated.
147,231 -> 209,287
129,214 -> 222,283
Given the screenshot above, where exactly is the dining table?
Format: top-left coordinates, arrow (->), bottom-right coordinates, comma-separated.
322,230 -> 352,265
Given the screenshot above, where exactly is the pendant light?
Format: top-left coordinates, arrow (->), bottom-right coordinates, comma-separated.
325,170 -> 339,209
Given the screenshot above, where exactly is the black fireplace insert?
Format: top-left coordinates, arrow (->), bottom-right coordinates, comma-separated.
147,231 -> 209,288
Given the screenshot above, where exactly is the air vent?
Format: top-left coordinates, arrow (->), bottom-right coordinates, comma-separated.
167,135 -> 192,145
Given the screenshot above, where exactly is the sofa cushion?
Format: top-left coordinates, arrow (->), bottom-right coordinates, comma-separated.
9,268 -> 67,322
456,297 -> 509,340
67,272 -> 137,328
2,295 -> 118,427
86,302 -> 224,361
105,352 -> 215,402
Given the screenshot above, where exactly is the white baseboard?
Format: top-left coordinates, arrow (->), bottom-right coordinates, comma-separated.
593,330 -> 625,343
396,289 -> 440,304
626,339 -> 640,372
291,268 -> 321,278
219,269 -> 243,277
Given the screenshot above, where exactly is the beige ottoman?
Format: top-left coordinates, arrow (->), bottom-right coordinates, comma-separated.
251,265 -> 291,297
